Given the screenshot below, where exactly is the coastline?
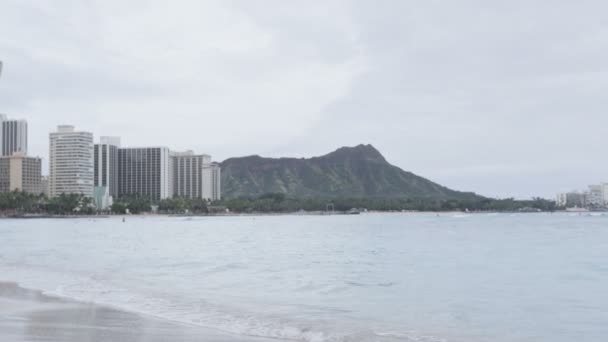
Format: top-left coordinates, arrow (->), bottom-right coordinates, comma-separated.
0,210 -> 573,219
0,282 -> 281,342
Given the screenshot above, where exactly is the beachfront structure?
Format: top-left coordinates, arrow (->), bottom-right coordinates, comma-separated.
1,115 -> 28,157
171,151 -> 210,199
49,125 -> 94,197
40,176 -> 49,196
587,185 -> 604,208
171,151 -> 221,201
118,147 -> 172,201
0,153 -> 42,194
555,193 -> 568,207
94,136 -> 120,197
0,114 -> 4,157
211,162 -> 221,201
603,183 -> 608,206
93,186 -> 113,210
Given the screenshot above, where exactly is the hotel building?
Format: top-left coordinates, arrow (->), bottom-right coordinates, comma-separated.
49,125 -> 94,197
94,136 -> 120,197
171,151 -> 221,201
118,147 -> 172,201
211,162 -> 221,201
1,114 -> 28,157
0,153 -> 42,194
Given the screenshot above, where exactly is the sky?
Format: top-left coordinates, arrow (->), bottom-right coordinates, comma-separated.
1,0 -> 607,199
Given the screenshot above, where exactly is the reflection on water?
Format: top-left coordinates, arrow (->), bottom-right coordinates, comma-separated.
0,283 -> 269,342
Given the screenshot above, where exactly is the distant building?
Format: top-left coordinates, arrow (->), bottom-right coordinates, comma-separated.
587,185 -> 604,208
94,137 -> 120,197
566,192 -> 586,208
555,193 -> 568,207
0,153 -> 42,194
1,115 -> 28,157
40,176 -> 49,196
118,147 -> 172,201
602,183 -> 608,207
211,162 -> 221,201
93,186 -> 113,210
0,114 -> 5,156
171,151 -> 221,201
49,125 -> 94,197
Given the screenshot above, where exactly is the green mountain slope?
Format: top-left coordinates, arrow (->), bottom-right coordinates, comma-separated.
220,144 -> 481,200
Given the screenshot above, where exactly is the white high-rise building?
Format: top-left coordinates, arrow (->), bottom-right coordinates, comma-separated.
49,125 -> 94,197
94,136 -> 120,197
587,185 -> 603,207
93,137 -> 120,209
211,162 -> 221,201
602,183 -> 608,207
1,115 -> 28,156
0,114 -> 5,156
171,151 -> 221,201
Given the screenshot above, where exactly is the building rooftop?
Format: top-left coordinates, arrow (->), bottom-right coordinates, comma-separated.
57,125 -> 75,132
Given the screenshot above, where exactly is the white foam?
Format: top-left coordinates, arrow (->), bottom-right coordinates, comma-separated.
0,264 -> 434,342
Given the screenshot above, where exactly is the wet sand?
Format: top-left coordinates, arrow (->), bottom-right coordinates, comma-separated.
0,282 -> 277,342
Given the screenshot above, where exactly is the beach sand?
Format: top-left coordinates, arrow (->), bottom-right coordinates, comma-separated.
0,282 -> 278,342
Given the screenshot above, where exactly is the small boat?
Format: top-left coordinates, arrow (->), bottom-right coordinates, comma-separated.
347,208 -> 361,215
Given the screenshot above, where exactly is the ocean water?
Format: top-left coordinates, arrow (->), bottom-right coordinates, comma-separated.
0,213 -> 607,342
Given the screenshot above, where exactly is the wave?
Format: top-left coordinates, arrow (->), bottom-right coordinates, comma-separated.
0,264 -> 444,342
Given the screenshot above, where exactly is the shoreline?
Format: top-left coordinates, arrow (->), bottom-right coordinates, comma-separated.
0,210 -> 583,219
0,282 -> 281,342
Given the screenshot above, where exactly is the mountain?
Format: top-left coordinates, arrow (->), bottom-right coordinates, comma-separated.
220,144 -> 481,200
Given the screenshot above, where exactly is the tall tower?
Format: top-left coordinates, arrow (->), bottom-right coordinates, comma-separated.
0,61 -> 4,155
171,151 -> 211,199
0,114 -> 5,157
1,118 -> 28,156
49,125 -> 94,197
94,136 -> 120,197
211,162 -> 221,201
118,147 -> 172,201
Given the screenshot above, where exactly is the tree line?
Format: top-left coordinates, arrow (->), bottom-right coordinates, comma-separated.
0,191 -> 557,216
214,193 -> 557,213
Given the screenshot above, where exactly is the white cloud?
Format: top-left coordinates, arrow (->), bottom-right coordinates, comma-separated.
1,0 -> 607,198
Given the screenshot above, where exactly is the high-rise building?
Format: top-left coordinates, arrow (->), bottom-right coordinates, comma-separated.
0,114 -> 5,156
587,185 -> 604,208
49,125 -> 94,197
171,151 -> 221,201
0,153 -> 42,194
94,136 -> 120,197
1,115 -> 27,156
211,162 -> 221,201
118,147 -> 172,201
172,151 -> 210,199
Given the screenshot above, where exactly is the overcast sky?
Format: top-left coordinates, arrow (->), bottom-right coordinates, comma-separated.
1,1 -> 607,199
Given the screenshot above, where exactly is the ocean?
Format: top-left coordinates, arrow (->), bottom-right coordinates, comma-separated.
0,213 -> 606,341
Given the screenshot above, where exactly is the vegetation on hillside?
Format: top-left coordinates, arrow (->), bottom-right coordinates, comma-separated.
221,144 -> 482,200
215,193 -> 557,213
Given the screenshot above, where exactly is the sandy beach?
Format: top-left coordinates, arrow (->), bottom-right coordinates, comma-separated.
0,282 -> 278,342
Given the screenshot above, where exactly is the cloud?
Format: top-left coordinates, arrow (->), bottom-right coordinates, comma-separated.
1,0 -> 607,198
